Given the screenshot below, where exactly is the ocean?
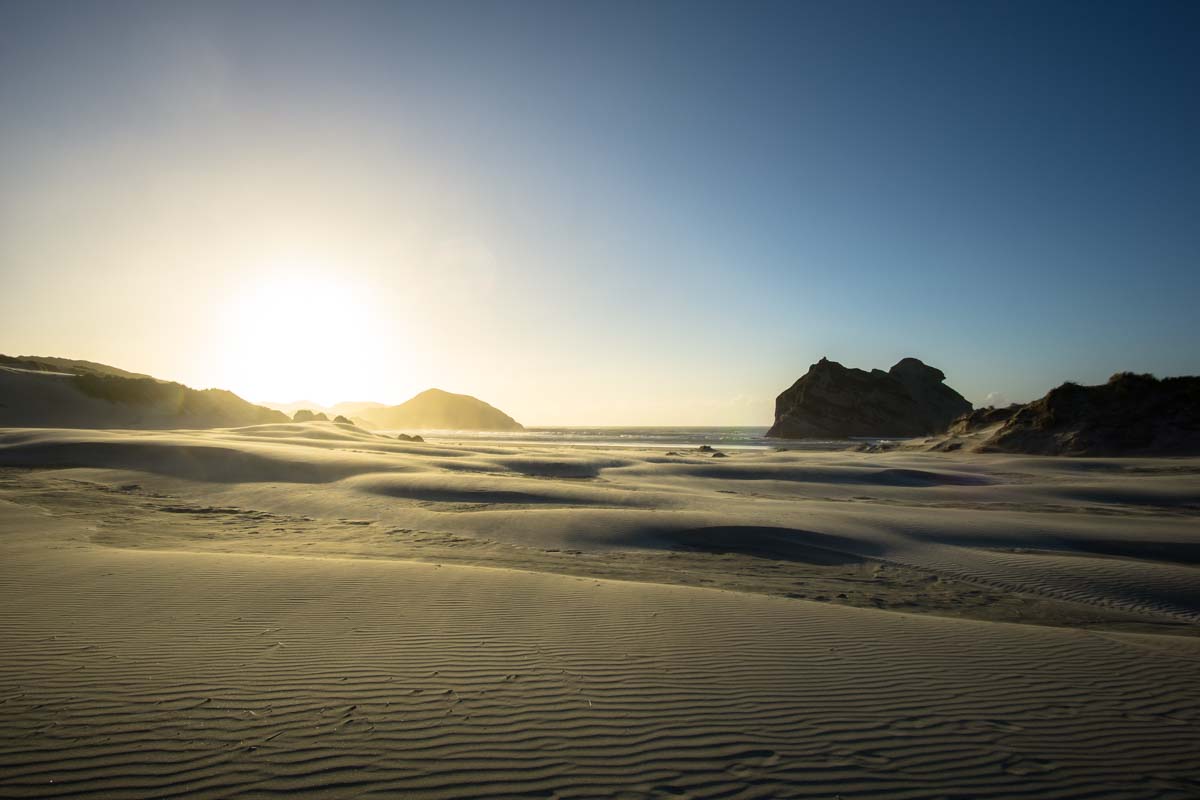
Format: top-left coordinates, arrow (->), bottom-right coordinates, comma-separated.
405,426 -> 868,451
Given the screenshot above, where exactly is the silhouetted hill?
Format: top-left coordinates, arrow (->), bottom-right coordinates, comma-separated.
0,355 -> 287,429
259,399 -> 327,417
360,388 -> 523,431
951,372 -> 1200,456
259,400 -> 385,420
0,354 -> 153,380
767,357 -> 971,438
330,401 -> 386,417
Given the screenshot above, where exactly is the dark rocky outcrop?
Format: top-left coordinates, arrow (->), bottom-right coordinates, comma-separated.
333,415 -> 353,424
361,388 -> 523,432
967,373 -> 1200,456
767,357 -> 971,439
292,409 -> 329,423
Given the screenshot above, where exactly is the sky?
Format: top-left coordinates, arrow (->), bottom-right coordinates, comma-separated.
1,0 -> 1197,425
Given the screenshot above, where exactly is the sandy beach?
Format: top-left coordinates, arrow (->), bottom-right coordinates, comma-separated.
6,1 -> 1199,795
2,422 -> 1198,798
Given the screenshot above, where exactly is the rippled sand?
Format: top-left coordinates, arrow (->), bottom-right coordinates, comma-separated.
1,422 -> 1198,798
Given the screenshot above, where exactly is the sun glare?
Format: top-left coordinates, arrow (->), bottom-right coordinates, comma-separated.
217,266 -> 385,404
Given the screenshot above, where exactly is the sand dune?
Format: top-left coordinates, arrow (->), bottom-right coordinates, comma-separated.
1,423 -> 1199,797
3,424 -> 1198,626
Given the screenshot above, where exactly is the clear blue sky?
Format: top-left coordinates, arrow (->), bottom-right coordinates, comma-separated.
1,0 -> 1197,423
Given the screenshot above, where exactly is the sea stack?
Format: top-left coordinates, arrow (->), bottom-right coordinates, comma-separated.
767,357 -> 971,438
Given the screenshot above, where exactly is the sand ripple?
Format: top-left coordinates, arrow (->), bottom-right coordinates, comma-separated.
1,545 -> 1198,799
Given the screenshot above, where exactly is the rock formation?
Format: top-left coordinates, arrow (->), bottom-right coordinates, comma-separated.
360,388 -> 523,432
333,415 -> 353,424
958,372 -> 1200,456
767,357 -> 971,438
292,409 -> 329,423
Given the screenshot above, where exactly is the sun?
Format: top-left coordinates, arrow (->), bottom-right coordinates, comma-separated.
216,265 -> 386,404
